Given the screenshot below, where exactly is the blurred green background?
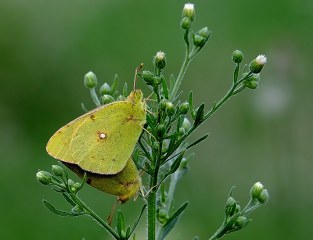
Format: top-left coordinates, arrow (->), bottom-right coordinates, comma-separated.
1,0 -> 312,239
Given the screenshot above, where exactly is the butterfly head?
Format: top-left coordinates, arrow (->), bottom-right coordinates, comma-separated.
127,89 -> 144,105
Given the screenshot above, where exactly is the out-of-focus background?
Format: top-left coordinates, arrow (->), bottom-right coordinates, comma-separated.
1,0 -> 312,239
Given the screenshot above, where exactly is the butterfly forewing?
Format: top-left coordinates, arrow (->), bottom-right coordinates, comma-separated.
46,98 -> 145,175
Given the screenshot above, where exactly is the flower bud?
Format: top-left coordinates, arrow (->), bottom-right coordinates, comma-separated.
36,171 -> 52,185
179,157 -> 188,170
178,127 -> 186,136
157,209 -> 169,224
159,99 -> 168,110
179,102 -> 189,114
198,27 -> 210,39
244,73 -> 260,89
235,216 -> 248,229
73,182 -> 82,190
165,101 -> 175,116
84,71 -> 98,89
258,189 -> 269,204
51,165 -> 64,177
249,55 -> 267,73
232,50 -> 244,63
193,34 -> 205,47
181,17 -> 191,30
68,179 -> 76,192
100,94 -> 115,105
116,95 -> 125,101
225,197 -> 237,216
250,182 -> 265,199
193,27 -> 210,48
99,83 -> 111,95
182,3 -> 195,22
152,141 -> 160,152
154,76 -> 163,85
141,70 -> 155,85
154,51 -> 167,70
156,124 -> 166,140
182,117 -> 191,130
235,203 -> 241,213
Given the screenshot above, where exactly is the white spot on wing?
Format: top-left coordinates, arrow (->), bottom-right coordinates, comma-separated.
99,132 -> 106,139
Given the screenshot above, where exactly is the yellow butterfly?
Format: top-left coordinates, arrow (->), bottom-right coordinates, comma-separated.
46,90 -> 146,201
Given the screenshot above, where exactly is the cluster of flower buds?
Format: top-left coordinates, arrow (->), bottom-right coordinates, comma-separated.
213,182 -> 269,237
180,3 -> 211,49
36,165 -> 83,194
250,182 -> 269,204
193,27 -> 211,48
180,3 -> 195,30
231,50 -> 267,90
36,165 -> 88,217
83,71 -> 127,106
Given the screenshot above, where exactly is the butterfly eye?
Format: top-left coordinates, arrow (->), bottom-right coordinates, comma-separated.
99,132 -> 106,139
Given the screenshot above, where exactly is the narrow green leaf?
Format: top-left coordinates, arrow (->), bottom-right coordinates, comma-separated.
169,74 -> 175,92
62,192 -> 76,206
146,112 -> 156,127
162,77 -> 169,99
171,91 -> 183,104
160,151 -> 185,184
176,115 -> 184,132
129,204 -> 147,237
159,202 -> 189,240
42,199 -> 76,217
144,162 -> 153,175
186,134 -> 209,149
123,82 -> 128,96
194,103 -> 205,125
111,74 -> 119,94
126,226 -> 131,239
188,91 -> 194,109
117,210 -> 126,238
168,151 -> 185,175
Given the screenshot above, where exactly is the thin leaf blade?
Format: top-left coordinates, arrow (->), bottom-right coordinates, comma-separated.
158,202 -> 189,240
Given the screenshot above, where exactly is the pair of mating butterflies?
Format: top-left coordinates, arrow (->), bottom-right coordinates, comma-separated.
46,90 -> 146,202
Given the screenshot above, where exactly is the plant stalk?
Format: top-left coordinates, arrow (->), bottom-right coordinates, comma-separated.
70,193 -> 119,239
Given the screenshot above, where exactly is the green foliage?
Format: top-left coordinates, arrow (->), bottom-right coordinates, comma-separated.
36,2 -> 269,240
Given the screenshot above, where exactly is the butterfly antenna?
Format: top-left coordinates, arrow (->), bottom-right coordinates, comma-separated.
107,199 -> 119,226
141,125 -> 157,141
133,63 -> 144,90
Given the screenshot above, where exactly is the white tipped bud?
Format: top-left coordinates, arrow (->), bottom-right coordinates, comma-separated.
256,55 -> 267,65
154,51 -> 167,70
182,3 -> 195,21
249,55 -> 267,73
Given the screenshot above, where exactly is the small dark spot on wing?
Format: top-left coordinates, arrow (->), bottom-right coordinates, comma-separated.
90,114 -> 96,121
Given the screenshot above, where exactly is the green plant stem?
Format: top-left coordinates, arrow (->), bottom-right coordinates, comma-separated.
203,71 -> 252,121
171,30 -> 190,99
90,88 -> 101,107
147,139 -> 163,240
147,187 -> 157,240
70,192 -> 119,239
208,225 -> 227,240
